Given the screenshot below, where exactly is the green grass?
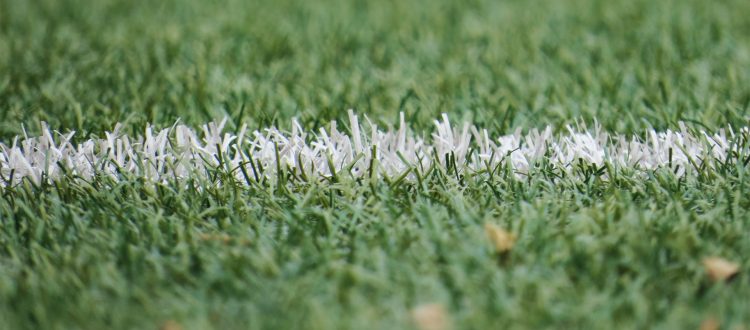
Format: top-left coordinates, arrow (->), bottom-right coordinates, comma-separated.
1,0 -> 750,328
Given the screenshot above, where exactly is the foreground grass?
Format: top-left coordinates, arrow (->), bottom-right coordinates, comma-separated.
1,166 -> 750,329
2,0 -> 750,328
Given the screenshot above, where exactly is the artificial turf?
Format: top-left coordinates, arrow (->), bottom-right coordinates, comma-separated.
1,0 -> 750,328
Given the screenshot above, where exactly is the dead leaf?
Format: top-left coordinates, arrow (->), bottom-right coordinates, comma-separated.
700,317 -> 720,330
411,303 -> 451,330
484,223 -> 515,253
703,257 -> 740,282
159,320 -> 182,330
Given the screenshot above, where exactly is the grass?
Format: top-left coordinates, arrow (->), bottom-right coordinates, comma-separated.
1,0 -> 750,328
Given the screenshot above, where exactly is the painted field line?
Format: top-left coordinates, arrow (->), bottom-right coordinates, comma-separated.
1,111 -> 748,186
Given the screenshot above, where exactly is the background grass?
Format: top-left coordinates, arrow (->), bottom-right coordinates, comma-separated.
2,0 -> 750,137
1,0 -> 750,329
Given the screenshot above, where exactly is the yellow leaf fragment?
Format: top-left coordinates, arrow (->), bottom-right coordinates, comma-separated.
160,320 -> 183,330
700,317 -> 720,330
703,257 -> 740,282
484,223 -> 515,253
411,303 -> 451,330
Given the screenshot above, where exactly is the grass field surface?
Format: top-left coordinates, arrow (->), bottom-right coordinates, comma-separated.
1,0 -> 750,329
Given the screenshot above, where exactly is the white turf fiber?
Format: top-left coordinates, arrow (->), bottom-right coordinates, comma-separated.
1,111 -> 748,186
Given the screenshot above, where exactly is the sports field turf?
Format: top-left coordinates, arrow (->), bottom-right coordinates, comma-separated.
2,0 -> 750,328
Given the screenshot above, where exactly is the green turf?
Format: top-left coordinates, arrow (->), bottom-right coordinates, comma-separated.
1,0 -> 750,328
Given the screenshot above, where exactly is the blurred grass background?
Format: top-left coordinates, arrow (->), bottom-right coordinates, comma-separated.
1,0 -> 749,138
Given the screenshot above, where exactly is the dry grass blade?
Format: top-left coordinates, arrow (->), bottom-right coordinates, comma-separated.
703,257 -> 740,282
484,223 -> 516,253
699,317 -> 720,330
159,320 -> 183,330
411,303 -> 451,330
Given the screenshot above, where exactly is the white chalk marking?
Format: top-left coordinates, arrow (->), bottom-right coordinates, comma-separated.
1,111 -> 747,185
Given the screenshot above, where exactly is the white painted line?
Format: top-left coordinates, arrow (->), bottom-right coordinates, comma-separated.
1,111 -> 747,185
